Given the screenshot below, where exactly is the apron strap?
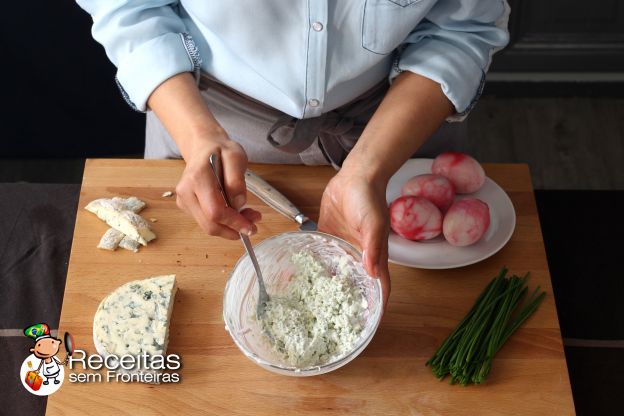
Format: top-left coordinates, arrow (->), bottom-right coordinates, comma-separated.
266,81 -> 387,158
266,112 -> 345,154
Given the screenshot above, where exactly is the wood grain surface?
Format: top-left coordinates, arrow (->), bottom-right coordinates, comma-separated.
48,159 -> 574,415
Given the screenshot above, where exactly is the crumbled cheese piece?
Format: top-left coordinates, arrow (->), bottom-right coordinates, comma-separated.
86,198 -> 155,246
97,228 -> 125,251
108,211 -> 155,246
86,196 -> 145,214
119,236 -> 141,252
261,252 -> 367,367
161,191 -> 174,198
149,218 -> 158,223
112,196 -> 146,213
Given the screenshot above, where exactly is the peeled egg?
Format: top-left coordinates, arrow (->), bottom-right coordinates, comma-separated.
389,196 -> 442,241
401,174 -> 456,212
432,152 -> 485,194
443,198 -> 490,246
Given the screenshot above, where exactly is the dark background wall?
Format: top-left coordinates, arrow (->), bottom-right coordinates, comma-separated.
0,2 -> 145,157
1,1 -> 623,158
492,0 -> 624,73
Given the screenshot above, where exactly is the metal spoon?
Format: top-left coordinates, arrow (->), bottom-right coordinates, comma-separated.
208,154 -> 271,321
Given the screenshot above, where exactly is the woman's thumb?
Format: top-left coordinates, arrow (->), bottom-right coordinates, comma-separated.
361,216 -> 391,311
361,218 -> 386,278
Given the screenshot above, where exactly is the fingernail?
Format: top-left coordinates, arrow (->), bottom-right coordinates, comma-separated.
233,194 -> 246,210
241,227 -> 254,236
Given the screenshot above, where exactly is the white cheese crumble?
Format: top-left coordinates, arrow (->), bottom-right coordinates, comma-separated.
97,228 -> 125,251
85,196 -> 155,247
119,235 -> 141,252
260,252 -> 368,367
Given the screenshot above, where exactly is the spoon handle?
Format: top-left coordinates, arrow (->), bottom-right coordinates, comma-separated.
208,153 -> 232,208
208,154 -> 269,305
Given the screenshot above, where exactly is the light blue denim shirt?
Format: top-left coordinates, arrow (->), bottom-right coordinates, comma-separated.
77,0 -> 509,120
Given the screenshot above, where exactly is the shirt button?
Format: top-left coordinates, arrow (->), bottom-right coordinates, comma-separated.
312,21 -> 324,32
308,99 -> 320,107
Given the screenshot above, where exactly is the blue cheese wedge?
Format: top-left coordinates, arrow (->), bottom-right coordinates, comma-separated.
86,198 -> 155,246
93,275 -> 177,380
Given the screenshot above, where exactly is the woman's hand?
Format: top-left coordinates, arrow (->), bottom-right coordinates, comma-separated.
175,130 -> 262,239
318,71 -> 454,311
147,73 -> 261,239
318,170 -> 391,307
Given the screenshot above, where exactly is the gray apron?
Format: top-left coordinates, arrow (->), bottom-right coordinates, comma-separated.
145,73 -> 467,167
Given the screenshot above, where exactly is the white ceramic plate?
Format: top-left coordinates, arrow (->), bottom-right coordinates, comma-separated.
386,159 -> 516,269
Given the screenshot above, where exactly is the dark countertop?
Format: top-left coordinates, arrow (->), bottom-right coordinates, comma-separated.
0,183 -> 80,416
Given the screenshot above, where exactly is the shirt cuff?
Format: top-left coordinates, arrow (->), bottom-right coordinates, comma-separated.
389,38 -> 485,122
115,32 -> 202,112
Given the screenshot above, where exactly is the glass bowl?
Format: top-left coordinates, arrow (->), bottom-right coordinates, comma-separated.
223,231 -> 383,376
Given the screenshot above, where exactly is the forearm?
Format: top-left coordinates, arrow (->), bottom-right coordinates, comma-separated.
147,72 -> 226,161
342,71 -> 453,184
147,72 -> 257,238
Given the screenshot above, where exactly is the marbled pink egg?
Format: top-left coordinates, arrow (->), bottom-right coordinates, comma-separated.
443,198 -> 490,246
389,196 -> 442,241
401,174 -> 456,212
432,152 -> 485,194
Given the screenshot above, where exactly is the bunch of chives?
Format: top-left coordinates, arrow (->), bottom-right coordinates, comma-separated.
426,267 -> 546,385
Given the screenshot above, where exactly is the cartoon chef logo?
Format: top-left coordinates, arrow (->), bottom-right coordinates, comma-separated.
19,323 -> 73,396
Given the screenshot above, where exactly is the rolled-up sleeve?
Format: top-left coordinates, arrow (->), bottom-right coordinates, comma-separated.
390,0 -> 510,121
76,0 -> 202,112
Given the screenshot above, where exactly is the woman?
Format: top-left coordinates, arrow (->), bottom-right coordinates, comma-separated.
77,0 -> 509,304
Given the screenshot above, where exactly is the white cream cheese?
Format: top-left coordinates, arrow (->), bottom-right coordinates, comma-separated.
261,251 -> 368,367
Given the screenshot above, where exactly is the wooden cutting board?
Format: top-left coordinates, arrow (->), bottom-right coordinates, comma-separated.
48,159 -> 574,415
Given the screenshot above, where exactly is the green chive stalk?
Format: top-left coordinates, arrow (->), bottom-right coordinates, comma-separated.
426,267 -> 546,385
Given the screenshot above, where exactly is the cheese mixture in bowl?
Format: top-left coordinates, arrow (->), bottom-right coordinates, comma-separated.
223,232 -> 383,376
260,252 -> 368,367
